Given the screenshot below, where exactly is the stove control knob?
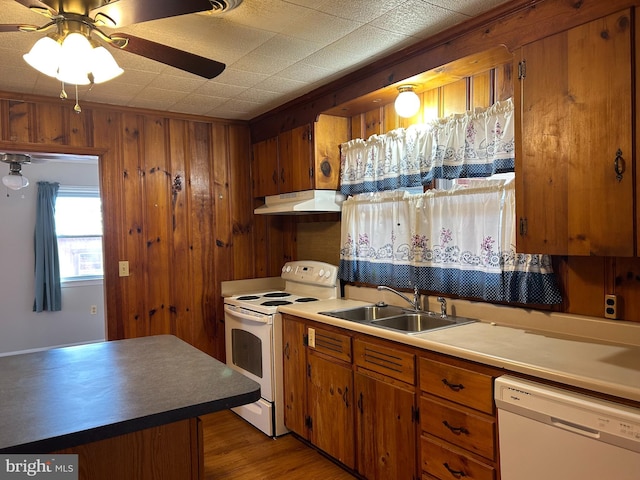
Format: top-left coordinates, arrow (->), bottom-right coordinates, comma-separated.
284,265 -> 292,273
318,269 -> 325,278
324,270 -> 332,279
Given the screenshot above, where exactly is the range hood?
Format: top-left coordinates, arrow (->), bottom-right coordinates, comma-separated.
254,190 -> 346,215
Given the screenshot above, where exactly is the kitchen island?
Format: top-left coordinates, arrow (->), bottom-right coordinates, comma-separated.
0,335 -> 260,479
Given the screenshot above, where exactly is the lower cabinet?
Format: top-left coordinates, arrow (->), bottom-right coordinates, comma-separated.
419,352 -> 500,480
282,314 -> 501,480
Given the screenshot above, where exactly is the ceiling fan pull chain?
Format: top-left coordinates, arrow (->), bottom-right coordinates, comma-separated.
74,84 -> 81,114
59,82 -> 67,100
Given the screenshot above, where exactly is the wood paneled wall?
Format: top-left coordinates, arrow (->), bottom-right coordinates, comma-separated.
0,94 -> 253,359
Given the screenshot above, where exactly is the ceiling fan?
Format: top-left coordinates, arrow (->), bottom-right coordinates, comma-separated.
0,0 -> 226,80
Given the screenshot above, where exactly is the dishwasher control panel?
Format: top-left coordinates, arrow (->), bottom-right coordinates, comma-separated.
495,376 -> 640,449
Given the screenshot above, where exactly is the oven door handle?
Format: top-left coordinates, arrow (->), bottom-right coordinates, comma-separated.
224,305 -> 271,324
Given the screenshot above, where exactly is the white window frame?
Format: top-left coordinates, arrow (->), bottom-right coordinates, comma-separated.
55,185 -> 104,284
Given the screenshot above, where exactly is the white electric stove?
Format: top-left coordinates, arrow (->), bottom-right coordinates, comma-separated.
224,260 -> 340,436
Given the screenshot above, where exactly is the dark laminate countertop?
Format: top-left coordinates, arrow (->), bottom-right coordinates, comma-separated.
0,335 -> 260,453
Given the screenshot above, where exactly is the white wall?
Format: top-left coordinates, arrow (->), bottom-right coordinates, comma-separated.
0,157 -> 105,355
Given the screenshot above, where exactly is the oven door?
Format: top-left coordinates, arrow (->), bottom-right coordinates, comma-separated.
224,304 -> 273,401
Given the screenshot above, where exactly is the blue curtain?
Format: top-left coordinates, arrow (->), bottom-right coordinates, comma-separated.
33,181 -> 61,312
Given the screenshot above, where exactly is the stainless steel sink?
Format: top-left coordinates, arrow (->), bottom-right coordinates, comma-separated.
319,306 -> 476,334
319,304 -> 408,322
371,313 -> 474,333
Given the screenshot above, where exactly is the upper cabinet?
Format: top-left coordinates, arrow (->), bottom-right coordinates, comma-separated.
515,10 -> 634,256
251,114 -> 349,198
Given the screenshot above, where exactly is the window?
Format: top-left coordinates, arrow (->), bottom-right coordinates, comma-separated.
55,186 -> 103,281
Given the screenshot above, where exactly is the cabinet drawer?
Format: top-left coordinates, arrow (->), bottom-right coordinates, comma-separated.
420,358 -> 493,414
421,436 -> 495,480
310,326 -> 352,363
420,395 -> 495,461
354,339 -> 415,385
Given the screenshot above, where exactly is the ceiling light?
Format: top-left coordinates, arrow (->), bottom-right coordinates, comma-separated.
1,154 -> 31,191
394,85 -> 420,118
22,23 -> 124,94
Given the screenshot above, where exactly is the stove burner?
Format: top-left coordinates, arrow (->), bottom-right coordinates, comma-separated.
261,300 -> 293,306
236,295 -> 260,301
295,297 -> 319,303
263,292 -> 291,298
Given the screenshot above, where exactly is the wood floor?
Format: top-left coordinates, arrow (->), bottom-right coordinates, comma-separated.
202,410 -> 357,480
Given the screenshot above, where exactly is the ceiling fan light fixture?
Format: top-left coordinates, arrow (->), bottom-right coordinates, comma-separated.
90,46 -> 124,83
56,32 -> 93,85
2,171 -> 29,191
23,36 -> 62,77
394,85 -> 421,118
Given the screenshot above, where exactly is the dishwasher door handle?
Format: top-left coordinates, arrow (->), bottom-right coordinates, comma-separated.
550,416 -> 601,439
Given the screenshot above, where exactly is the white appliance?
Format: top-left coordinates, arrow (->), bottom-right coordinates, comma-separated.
495,375 -> 640,480
224,260 -> 340,436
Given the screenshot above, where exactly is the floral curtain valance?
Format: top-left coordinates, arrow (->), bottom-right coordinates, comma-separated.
339,98 -> 515,195
338,178 -> 562,305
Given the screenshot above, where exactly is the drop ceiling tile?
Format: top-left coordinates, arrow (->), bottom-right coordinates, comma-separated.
284,10 -> 362,44
276,63 -> 333,83
211,68 -> 269,89
300,45 -> 368,71
195,81 -> 247,98
329,24 -> 411,60
316,0 -> 409,23
250,34 -> 324,63
146,74 -> 208,93
425,0 -> 512,16
252,76 -> 307,94
371,0 -> 468,37
221,0 -> 311,34
230,52 -> 297,76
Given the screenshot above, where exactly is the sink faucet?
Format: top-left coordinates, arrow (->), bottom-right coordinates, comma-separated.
437,296 -> 447,318
377,285 -> 420,311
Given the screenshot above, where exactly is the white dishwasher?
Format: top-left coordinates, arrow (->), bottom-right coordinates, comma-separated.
495,375 -> 640,480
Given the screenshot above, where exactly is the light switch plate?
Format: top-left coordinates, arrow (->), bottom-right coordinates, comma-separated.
118,261 -> 130,277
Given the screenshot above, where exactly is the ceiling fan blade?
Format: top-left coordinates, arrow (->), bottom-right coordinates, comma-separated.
13,0 -> 57,15
90,0 -> 213,28
0,24 -> 36,32
112,34 -> 225,79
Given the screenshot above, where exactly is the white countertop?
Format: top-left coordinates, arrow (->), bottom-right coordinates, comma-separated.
278,298 -> 640,403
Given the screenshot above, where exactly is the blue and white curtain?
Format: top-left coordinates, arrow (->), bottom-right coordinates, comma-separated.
339,98 -> 515,195
339,178 -> 562,305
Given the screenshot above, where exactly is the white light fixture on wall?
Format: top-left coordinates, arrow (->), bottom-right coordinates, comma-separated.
394,85 -> 421,118
1,154 -> 31,191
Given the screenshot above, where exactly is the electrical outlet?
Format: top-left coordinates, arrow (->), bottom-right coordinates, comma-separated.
90,305 -> 97,315
604,294 -> 618,319
308,327 -> 316,348
118,261 -> 129,277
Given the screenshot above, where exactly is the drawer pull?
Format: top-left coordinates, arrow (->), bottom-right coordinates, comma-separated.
442,420 -> 469,435
443,462 -> 467,478
442,378 -> 465,391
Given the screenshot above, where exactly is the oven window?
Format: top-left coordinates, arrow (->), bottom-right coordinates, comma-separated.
231,328 -> 263,378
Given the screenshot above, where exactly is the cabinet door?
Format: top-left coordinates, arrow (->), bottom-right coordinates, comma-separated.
251,136 -> 279,197
282,317 -> 308,436
278,125 -> 314,193
308,351 -> 355,469
355,371 -> 417,480
516,10 -> 633,256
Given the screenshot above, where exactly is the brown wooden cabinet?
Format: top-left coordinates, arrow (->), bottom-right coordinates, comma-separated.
282,314 -> 355,469
419,353 -> 499,480
251,114 -> 349,197
354,339 -> 418,480
515,9 -> 634,256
